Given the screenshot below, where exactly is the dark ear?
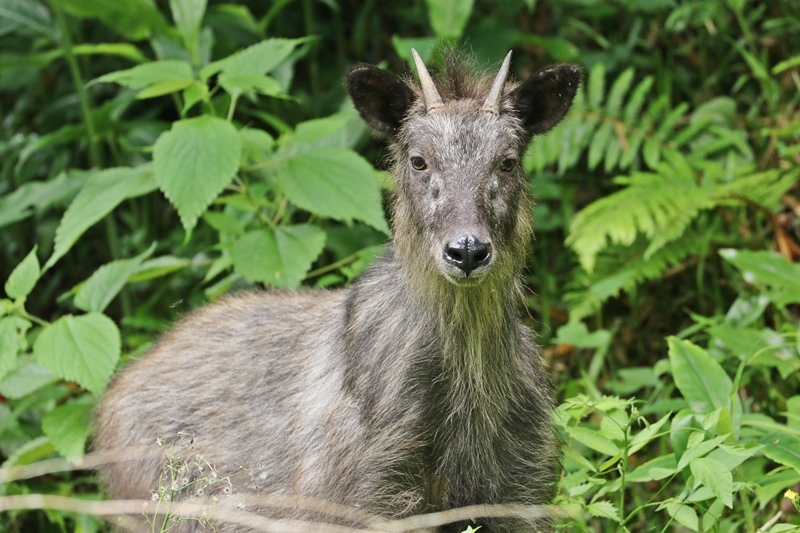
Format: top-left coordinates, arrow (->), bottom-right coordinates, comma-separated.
509,64 -> 582,136
346,64 -> 415,133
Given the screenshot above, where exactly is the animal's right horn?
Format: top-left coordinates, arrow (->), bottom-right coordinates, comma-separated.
411,49 -> 445,113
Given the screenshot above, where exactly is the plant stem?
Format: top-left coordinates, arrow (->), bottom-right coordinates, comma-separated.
51,2 -> 101,169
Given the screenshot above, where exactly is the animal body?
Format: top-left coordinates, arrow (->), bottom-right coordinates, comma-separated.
95,50 -> 580,532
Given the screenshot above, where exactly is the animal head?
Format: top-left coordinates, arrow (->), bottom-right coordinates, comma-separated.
346,50 -> 580,288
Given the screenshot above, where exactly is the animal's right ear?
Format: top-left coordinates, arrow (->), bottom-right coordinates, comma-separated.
346,64 -> 415,133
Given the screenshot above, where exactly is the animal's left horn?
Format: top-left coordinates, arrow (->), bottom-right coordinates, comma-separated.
411,49 -> 445,113
482,51 -> 512,115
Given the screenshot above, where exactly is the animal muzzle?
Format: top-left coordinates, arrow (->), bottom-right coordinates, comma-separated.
442,234 -> 493,278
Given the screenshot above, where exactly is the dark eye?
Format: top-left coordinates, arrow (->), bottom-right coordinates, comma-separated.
500,158 -> 516,172
410,156 -> 427,171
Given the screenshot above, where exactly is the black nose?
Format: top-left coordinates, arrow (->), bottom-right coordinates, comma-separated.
443,235 -> 492,276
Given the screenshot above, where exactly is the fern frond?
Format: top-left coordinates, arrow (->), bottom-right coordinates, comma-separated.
565,231 -> 713,321
565,155 -> 797,274
524,65 -> 743,176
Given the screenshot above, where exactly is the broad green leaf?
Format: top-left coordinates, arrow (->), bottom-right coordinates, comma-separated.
0,317 -> 30,381
665,501 -> 698,531
153,116 -> 241,232
45,166 -> 156,271
281,111 -> 367,154
628,454 -> 678,482
96,60 -> 194,99
0,436 -> 55,470
668,337 -> 732,414
424,0 -> 475,39
720,248 -> 800,305
276,148 -> 389,233
553,322 -> 611,349
0,360 -> 59,399
760,433 -> 800,473
232,225 -> 326,289
4,246 -> 40,299
239,128 -> 275,165
34,313 -> 121,395
724,293 -> 770,328
219,73 -> 282,97
128,256 -> 192,282
586,500 -> 620,522
41,402 -> 92,459
0,171 -> 87,228
201,38 -> 303,80
73,243 -> 157,313
565,426 -> 620,456
690,457 -> 733,508
169,0 -> 206,61
58,0 -> 167,39
788,396 -> 800,430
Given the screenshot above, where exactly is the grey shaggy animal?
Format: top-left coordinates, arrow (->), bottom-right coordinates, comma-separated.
94,50 -> 580,532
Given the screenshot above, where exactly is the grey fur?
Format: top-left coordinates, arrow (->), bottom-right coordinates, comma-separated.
94,51 -> 580,533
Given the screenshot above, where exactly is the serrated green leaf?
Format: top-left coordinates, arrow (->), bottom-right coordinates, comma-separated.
73,243 -> 156,313
690,457 -> 733,508
58,0 -> 167,39
219,73 -> 282,97
424,0 -> 474,39
586,500 -> 620,522
0,360 -> 59,400
276,148 -> 389,233
153,116 -> 241,232
4,246 -> 40,299
0,436 -> 55,470
169,0 -> 206,61
41,402 -> 92,460
566,426 -> 621,456
135,77 -> 195,99
232,225 -> 326,288
44,166 -> 156,271
668,337 -> 732,414
201,38 -> 302,80
0,171 -> 87,229
96,60 -> 194,98
0,317 -> 30,381
34,313 -> 121,395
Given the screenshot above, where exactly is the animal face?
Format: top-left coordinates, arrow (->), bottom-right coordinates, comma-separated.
396,105 -> 528,284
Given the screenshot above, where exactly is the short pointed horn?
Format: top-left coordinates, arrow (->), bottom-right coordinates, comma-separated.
482,51 -> 513,115
411,49 -> 445,113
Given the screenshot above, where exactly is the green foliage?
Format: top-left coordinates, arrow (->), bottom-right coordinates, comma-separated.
1,0 -> 799,530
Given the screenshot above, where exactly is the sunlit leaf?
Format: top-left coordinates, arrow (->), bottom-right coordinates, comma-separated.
41,402 -> 92,459
4,246 -> 40,299
231,225 -> 326,289
34,313 -> 121,395
153,116 -> 241,232
668,337 -> 732,414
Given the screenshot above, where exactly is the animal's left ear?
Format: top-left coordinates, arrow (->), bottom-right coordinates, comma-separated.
346,64 -> 415,133
509,64 -> 582,136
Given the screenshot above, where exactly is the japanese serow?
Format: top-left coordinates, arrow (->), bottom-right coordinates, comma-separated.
95,50 -> 581,532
